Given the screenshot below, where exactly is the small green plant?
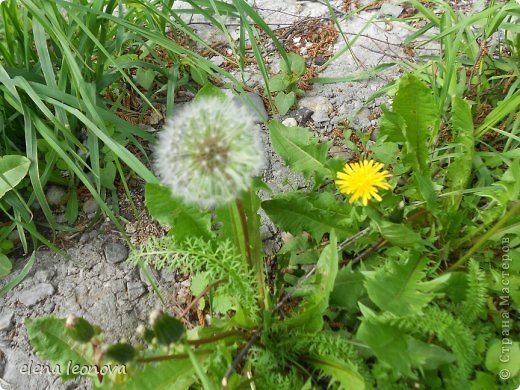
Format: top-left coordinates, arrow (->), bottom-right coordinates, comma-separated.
26,71 -> 519,388
267,52 -> 307,115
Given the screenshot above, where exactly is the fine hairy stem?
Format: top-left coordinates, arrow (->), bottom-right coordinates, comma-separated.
235,197 -> 266,308
235,198 -> 252,269
181,279 -> 224,318
446,201 -> 520,272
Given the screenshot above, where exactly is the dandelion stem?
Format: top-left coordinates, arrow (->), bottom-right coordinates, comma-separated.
235,198 -> 252,269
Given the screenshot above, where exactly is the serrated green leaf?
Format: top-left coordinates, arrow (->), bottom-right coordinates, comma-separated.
0,155 -> 31,199
262,192 -> 357,241
305,355 -> 365,390
375,220 -> 427,248
145,183 -> 212,241
485,339 -> 520,378
407,337 -> 456,370
268,121 -> 330,182
393,74 -> 438,173
363,255 -> 437,316
378,105 -> 406,143
26,317 -> 92,380
330,264 -> 365,310
446,97 -> 474,210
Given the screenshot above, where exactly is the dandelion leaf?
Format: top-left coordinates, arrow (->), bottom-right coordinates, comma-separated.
145,183 -> 212,241
268,121 -> 331,183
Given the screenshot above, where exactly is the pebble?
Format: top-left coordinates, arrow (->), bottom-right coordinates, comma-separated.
82,198 -> 99,215
34,269 -> 55,283
103,241 -> 129,264
293,108 -> 314,123
298,96 -> 334,114
232,92 -> 268,123
127,281 -> 146,300
380,3 -> 404,17
210,55 -> 225,67
0,310 -> 14,331
55,214 -> 67,224
19,283 -> 55,307
314,56 -> 327,66
311,110 -> 330,123
282,118 -> 298,127
45,186 -> 67,206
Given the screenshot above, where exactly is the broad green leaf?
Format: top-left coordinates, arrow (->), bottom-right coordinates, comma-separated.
135,68 -> 157,90
145,183 -> 212,241
414,173 -> 440,214
26,317 -> 92,380
262,192 -> 357,241
280,52 -> 306,76
330,264 -> 365,310
0,155 -> 31,199
0,254 -> 12,277
268,74 -> 290,92
485,339 -> 520,378
121,357 -> 196,390
100,161 -> 117,190
407,337 -> 456,370
194,83 -> 227,101
305,355 -> 365,390
275,91 -> 295,115
392,74 -> 438,173
357,311 -> 415,377
363,255 -> 437,316
375,220 -> 428,249
446,97 -> 474,210
378,105 -> 406,143
268,121 -> 331,182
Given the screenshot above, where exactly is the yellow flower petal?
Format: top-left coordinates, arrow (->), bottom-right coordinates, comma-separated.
335,159 -> 392,206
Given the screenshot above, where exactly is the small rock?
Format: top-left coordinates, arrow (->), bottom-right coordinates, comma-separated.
380,3 -> 404,17
298,96 -> 334,114
55,214 -> 67,224
260,225 -> 274,241
19,283 -> 55,307
370,129 -> 379,141
293,108 -> 314,123
46,185 -> 67,206
82,198 -> 98,215
34,269 -> 55,283
0,311 -> 14,331
104,241 -> 129,264
127,281 -> 146,300
210,55 -> 225,67
329,145 -> 354,161
282,118 -> 298,127
311,110 -> 330,123
314,56 -> 327,66
232,92 -> 268,123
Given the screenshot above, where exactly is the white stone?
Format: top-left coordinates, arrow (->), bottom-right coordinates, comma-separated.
282,118 -> 298,127
298,96 -> 334,114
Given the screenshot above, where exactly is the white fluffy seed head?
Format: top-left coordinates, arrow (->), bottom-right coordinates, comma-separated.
155,97 -> 264,208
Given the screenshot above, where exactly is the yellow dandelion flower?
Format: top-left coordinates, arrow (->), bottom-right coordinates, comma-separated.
335,160 -> 392,206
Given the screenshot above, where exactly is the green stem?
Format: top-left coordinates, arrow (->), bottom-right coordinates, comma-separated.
446,201 -> 520,272
235,197 -> 266,309
235,198 -> 252,268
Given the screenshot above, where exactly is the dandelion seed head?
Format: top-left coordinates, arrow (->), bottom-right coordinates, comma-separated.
155,97 -> 265,208
335,160 -> 392,206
